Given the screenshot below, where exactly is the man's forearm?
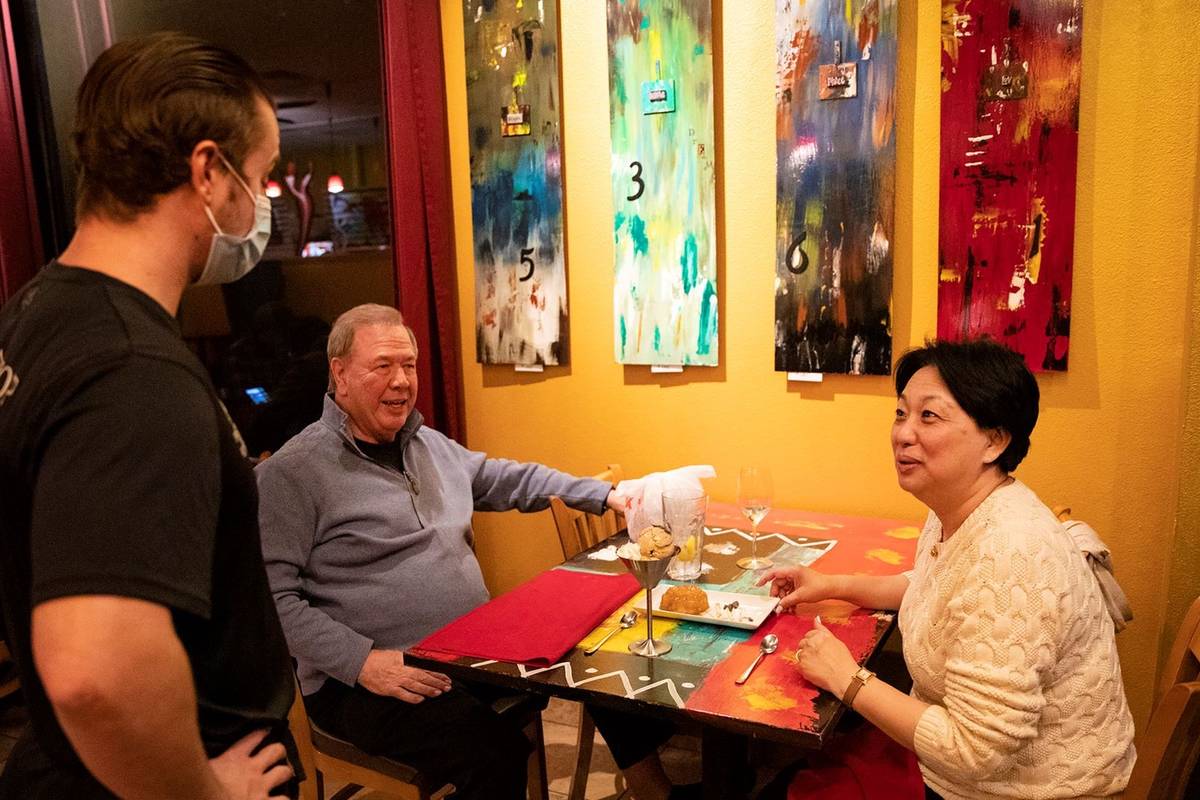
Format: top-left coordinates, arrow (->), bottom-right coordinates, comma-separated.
829,573 -> 909,610
272,591 -> 374,687
474,458 -> 610,514
33,597 -> 225,800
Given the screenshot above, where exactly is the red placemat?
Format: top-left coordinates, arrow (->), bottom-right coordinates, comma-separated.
684,611 -> 881,731
412,569 -> 640,667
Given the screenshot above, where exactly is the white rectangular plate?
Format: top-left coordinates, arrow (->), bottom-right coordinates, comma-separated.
649,586 -> 779,630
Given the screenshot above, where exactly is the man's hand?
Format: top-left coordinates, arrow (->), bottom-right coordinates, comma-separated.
357,649 -> 452,703
208,730 -> 293,800
33,595 -> 288,800
605,489 -> 626,514
756,565 -> 834,610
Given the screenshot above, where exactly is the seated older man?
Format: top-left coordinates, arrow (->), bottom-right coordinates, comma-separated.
257,304 -> 690,800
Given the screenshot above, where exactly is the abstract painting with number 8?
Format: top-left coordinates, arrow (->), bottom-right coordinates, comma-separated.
463,0 -> 568,366
774,0 -> 897,375
608,0 -> 718,366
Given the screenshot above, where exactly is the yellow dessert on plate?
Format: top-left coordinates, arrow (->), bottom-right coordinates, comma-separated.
660,584 -> 709,615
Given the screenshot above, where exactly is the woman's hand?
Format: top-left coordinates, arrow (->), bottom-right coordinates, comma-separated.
795,617 -> 859,697
756,564 -> 834,610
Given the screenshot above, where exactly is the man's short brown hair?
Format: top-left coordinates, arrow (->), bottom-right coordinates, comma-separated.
72,32 -> 272,221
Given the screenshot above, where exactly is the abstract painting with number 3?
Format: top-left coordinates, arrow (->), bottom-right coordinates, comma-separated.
608,0 -> 718,366
939,0 -> 1082,371
463,0 -> 568,365
775,0 -> 898,375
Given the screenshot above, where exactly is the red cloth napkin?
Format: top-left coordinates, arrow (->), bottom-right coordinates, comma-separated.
412,569 -> 640,667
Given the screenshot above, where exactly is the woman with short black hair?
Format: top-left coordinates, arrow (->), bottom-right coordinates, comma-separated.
760,337 -> 1135,800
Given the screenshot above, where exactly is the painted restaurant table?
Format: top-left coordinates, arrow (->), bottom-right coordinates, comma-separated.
408,502 -> 920,798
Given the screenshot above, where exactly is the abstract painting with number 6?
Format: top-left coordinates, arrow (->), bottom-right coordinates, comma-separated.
775,0 -> 898,375
939,0 -> 1082,371
463,0 -> 568,365
608,0 -> 718,366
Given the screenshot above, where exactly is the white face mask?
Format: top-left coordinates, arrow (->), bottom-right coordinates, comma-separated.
196,152 -> 272,285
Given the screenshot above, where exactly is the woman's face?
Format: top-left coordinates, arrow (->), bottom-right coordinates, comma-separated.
892,366 -> 1008,508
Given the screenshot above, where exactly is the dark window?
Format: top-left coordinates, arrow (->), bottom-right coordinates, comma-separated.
30,0 -> 396,454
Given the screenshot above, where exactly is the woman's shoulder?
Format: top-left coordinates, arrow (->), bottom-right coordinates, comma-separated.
988,478 -> 1059,524
972,480 -> 1076,562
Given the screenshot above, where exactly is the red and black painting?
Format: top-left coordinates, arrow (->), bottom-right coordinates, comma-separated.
938,0 -> 1082,371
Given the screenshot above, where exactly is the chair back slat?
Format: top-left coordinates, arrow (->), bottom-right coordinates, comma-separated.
286,677 -> 321,800
1157,597 -> 1200,704
1123,596 -> 1200,798
550,465 -> 624,559
1124,682 -> 1200,800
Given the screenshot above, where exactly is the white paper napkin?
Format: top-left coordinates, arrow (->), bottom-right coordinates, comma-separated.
613,465 -> 715,541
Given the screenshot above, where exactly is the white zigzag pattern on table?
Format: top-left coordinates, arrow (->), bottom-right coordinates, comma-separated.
468,659 -> 687,709
705,526 -> 839,553
463,533 -> 839,712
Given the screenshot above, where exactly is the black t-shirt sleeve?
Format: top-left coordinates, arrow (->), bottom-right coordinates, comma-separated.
29,358 -> 221,619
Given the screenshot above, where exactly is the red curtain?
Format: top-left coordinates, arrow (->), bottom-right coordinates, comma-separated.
0,1 -> 43,304
379,0 -> 466,442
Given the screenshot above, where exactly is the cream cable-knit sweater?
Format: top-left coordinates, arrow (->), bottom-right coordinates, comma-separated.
898,479 -> 1135,799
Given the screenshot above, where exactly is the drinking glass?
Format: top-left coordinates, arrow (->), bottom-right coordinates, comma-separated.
736,466 -> 773,569
662,491 -> 707,580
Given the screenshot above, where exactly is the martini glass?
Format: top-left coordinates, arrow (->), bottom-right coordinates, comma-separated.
617,545 -> 679,657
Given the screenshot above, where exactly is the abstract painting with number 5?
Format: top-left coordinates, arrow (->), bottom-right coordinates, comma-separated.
608,0 -> 718,366
775,0 -> 898,376
939,0 -> 1082,371
463,0 -> 568,365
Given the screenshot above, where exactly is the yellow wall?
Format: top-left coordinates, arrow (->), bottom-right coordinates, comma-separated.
1166,146 -> 1200,666
440,0 -> 1200,727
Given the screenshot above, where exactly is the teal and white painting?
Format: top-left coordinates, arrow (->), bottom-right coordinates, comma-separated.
608,0 -> 718,366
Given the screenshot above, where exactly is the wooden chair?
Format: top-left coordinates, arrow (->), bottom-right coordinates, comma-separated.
1123,597 -> 1200,799
548,464 -> 625,800
1151,596 -> 1200,703
288,679 -> 549,800
549,464 -> 625,561
287,678 -> 455,800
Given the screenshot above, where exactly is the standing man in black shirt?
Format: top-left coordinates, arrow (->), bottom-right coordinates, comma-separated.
0,33 -> 297,799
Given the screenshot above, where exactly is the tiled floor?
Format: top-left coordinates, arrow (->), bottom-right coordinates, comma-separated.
539,696 -> 702,800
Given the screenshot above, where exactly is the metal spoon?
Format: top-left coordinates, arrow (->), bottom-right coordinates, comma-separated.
584,610 -> 639,655
735,634 -> 779,684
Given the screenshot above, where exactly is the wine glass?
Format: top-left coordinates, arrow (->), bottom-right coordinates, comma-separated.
736,466 -> 773,570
